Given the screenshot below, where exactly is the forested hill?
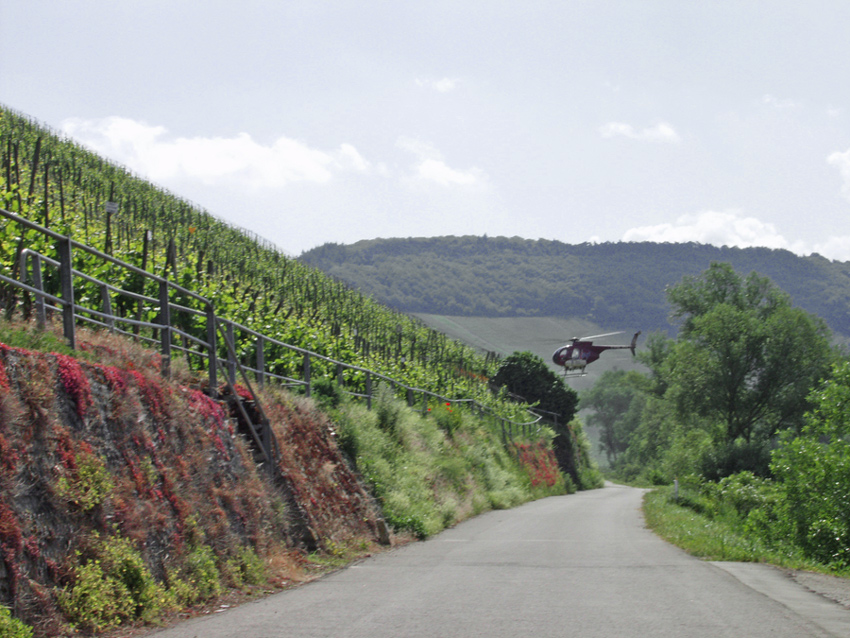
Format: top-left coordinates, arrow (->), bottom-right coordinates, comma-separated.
300,237 -> 850,337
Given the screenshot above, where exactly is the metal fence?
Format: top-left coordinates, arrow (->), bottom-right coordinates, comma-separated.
0,207 -> 550,457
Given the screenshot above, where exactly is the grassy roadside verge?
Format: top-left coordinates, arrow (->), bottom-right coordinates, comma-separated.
642,486 -> 848,576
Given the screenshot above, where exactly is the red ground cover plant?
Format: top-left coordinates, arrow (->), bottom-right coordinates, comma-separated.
54,354 -> 92,418
0,334 -> 384,636
96,364 -> 129,396
515,442 -> 562,488
267,394 -> 380,544
128,369 -> 170,422
0,355 -> 10,391
188,389 -> 234,454
0,499 -> 23,556
0,498 -> 24,601
232,383 -> 254,401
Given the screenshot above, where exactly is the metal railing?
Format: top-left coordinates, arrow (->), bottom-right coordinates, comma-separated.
0,207 -> 550,448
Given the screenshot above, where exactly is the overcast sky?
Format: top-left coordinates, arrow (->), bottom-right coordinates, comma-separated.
3,1 -> 850,259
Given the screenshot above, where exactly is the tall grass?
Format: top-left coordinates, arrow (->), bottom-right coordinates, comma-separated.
643,486 -> 820,570
328,384 -> 565,539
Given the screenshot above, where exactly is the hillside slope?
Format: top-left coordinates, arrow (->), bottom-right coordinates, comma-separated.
0,323 -> 573,636
300,237 -> 850,339
0,106 -> 593,636
0,326 -> 383,635
0,105 -> 498,404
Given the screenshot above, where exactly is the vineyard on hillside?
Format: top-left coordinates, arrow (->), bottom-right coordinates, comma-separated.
0,105 -> 605,637
0,105 -> 501,404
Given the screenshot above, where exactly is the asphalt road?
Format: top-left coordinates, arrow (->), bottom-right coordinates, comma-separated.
148,484 -> 850,637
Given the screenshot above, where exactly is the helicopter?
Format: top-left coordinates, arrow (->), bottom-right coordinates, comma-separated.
552,331 -> 640,376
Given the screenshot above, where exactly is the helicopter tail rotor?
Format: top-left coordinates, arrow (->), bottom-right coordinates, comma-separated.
629,331 -> 641,356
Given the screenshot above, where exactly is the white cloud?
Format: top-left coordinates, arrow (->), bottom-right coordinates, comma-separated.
620,210 -> 850,261
828,148 -> 850,200
812,235 -> 850,260
599,121 -> 681,143
623,210 -> 789,249
397,136 -> 488,187
60,116 -> 371,189
415,77 -> 460,92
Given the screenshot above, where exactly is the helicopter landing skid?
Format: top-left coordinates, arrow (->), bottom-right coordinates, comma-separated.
561,368 -> 587,378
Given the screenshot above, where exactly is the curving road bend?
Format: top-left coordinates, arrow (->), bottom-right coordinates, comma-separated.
147,484 -> 850,638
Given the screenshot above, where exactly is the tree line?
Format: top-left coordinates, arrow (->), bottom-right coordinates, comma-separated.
300,236 -> 850,339
581,262 -> 850,570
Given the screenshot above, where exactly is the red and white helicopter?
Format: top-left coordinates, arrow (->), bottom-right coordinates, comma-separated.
552,331 -> 640,376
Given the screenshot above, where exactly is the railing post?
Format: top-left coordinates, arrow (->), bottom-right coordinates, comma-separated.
57,236 -> 76,349
256,336 -> 265,388
336,363 -> 344,388
422,391 -> 428,414
206,305 -> 217,394
100,284 -> 114,332
30,254 -> 46,330
226,322 -> 236,386
407,388 -> 413,407
303,353 -> 311,397
158,278 -> 171,377
365,372 -> 372,410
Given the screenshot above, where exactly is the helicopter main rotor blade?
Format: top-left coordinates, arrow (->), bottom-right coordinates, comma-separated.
581,331 -> 625,341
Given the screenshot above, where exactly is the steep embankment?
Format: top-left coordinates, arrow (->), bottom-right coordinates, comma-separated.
0,323 -> 571,637
0,327 -> 383,636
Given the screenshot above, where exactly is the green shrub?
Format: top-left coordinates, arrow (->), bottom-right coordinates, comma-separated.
769,361 -> 850,568
334,408 -> 361,466
184,545 -> 222,601
433,402 -> 463,436
98,535 -> 172,622
0,606 -> 33,638
312,376 -> 345,410
58,560 -> 135,632
55,452 -> 114,511
375,384 -> 402,438
165,576 -> 198,607
700,438 -> 773,481
713,471 -> 773,518
661,428 -> 713,481
238,546 -> 267,585
58,535 -> 172,631
576,465 -> 604,490
224,545 -> 266,587
385,511 -> 429,540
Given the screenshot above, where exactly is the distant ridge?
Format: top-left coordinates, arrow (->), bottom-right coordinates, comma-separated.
300,237 -> 850,338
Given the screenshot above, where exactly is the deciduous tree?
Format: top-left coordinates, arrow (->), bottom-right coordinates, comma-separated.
666,262 -> 833,447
